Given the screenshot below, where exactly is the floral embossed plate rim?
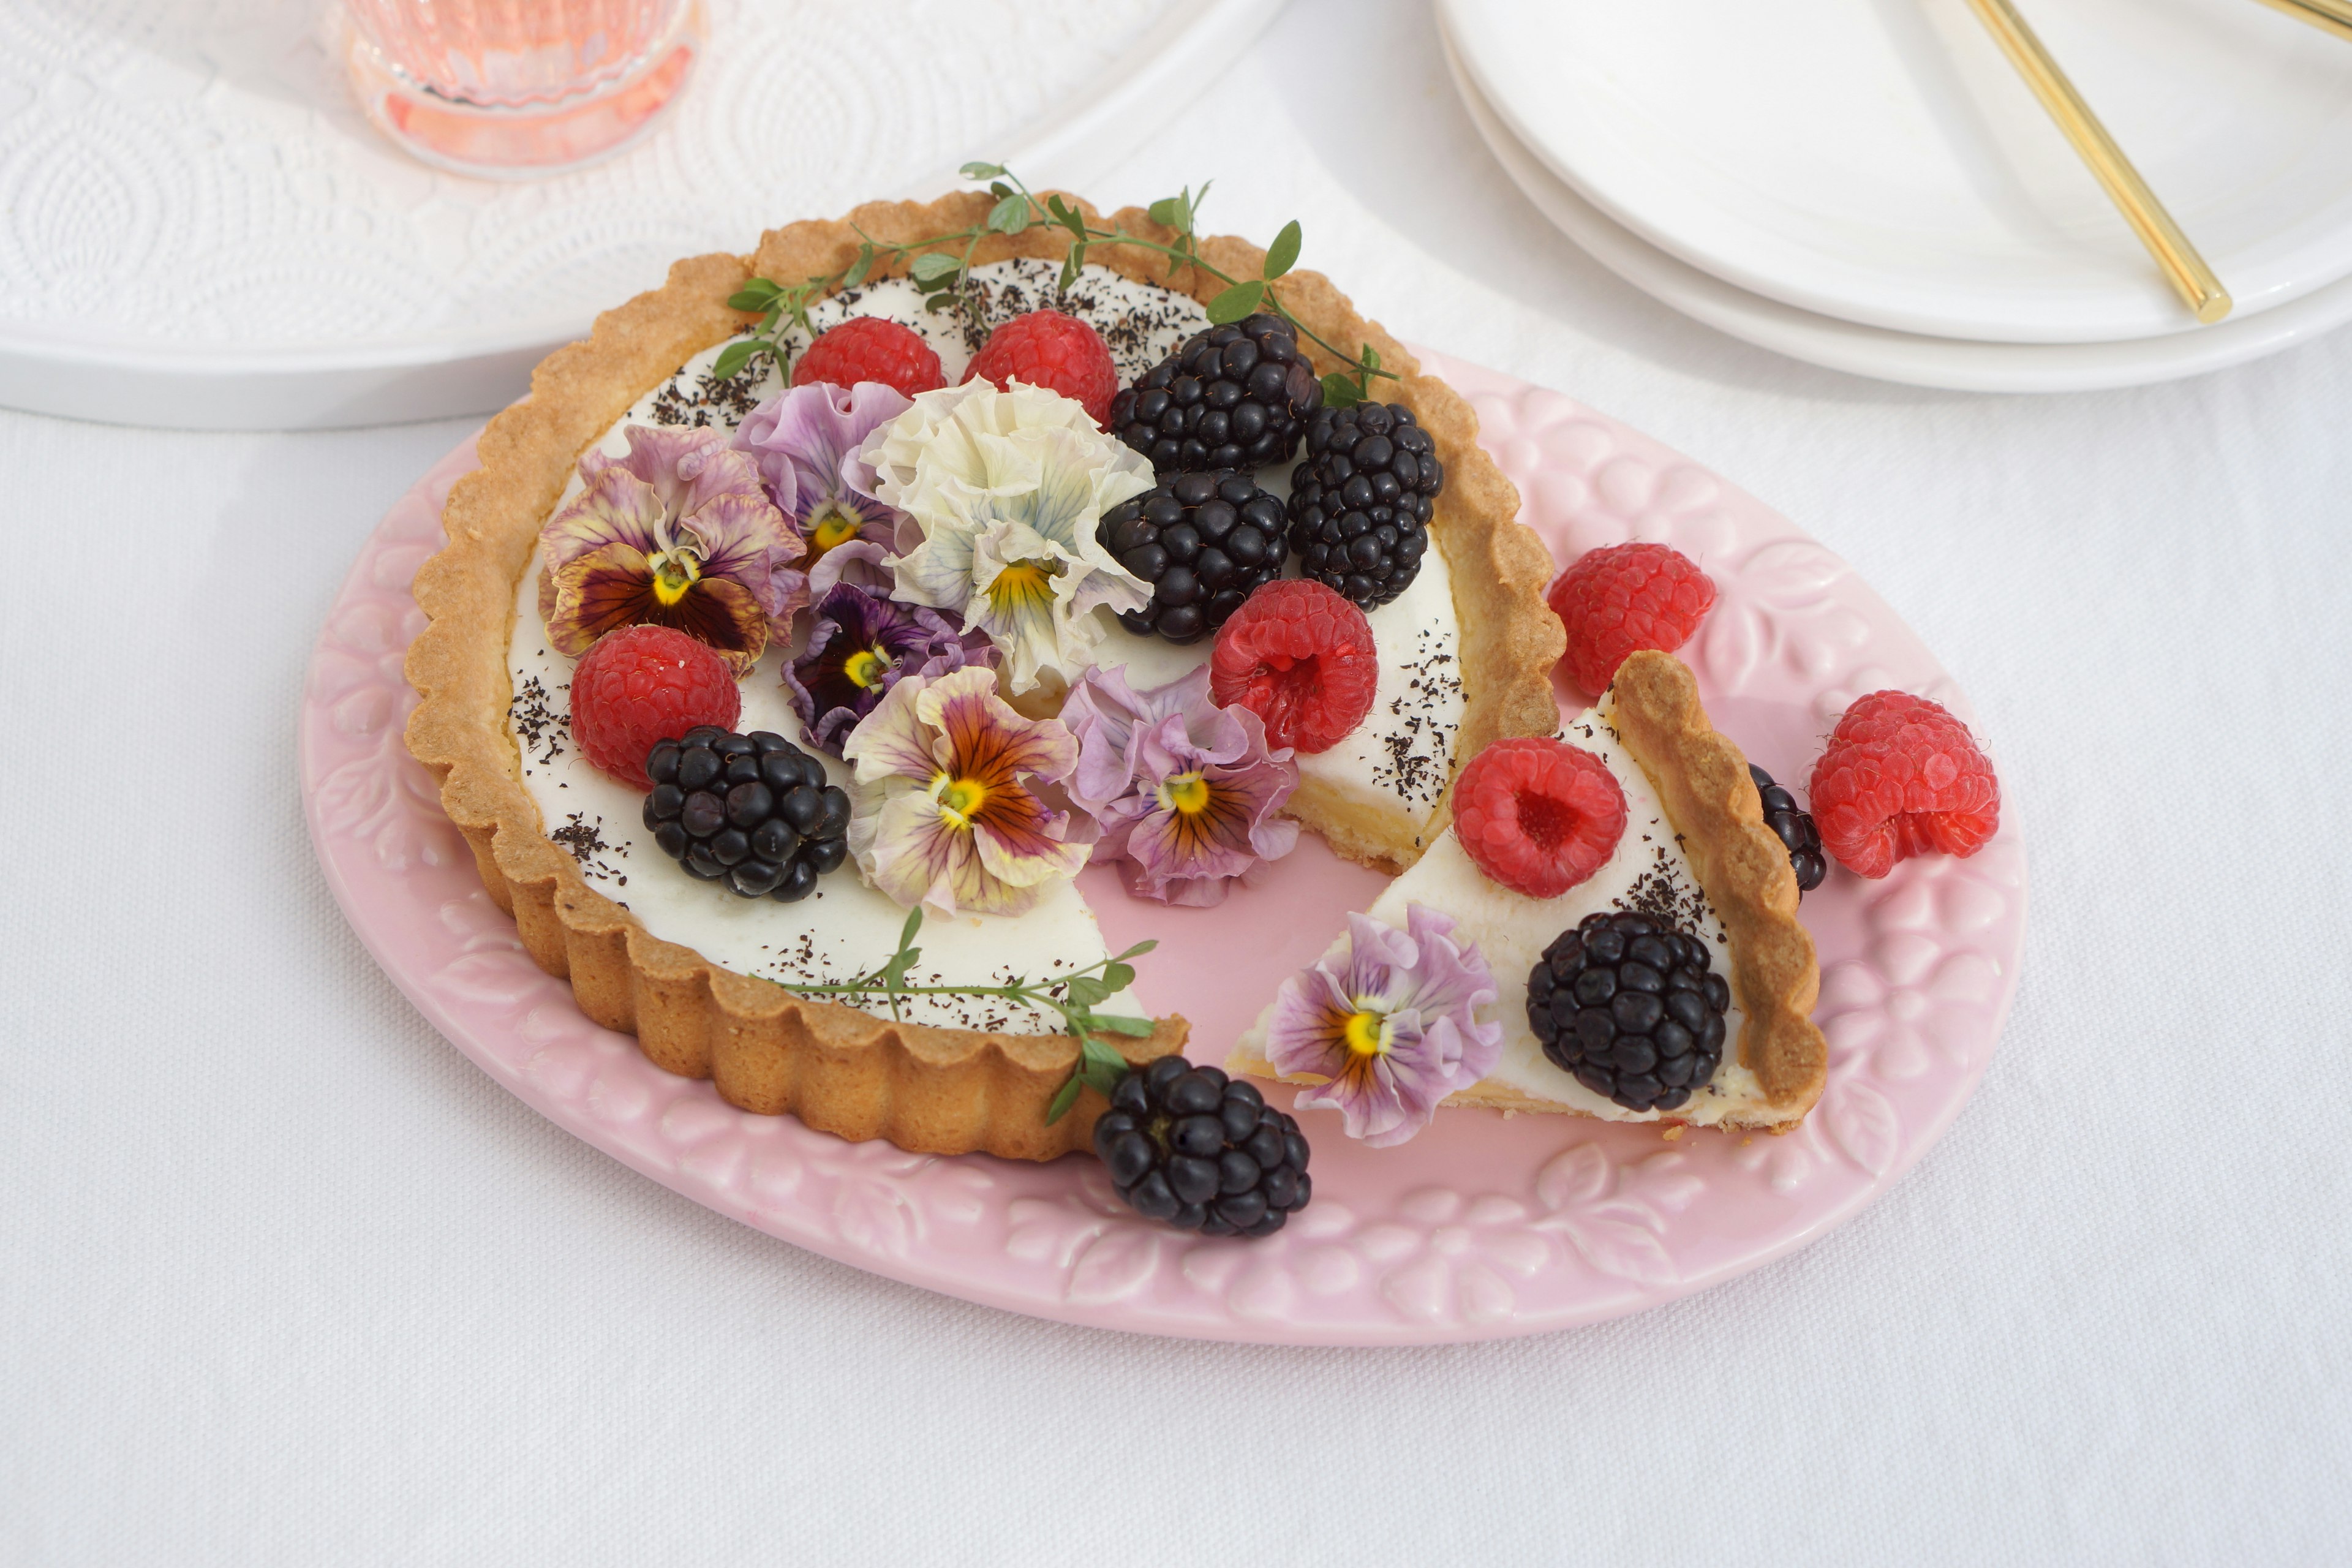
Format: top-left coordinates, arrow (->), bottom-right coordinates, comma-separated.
300,349 -> 2025,1345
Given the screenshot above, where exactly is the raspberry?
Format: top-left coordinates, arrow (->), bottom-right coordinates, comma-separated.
1209,579 -> 1378,754
1548,543 -> 1718,695
1452,738 -> 1628,898
569,625 -> 742,790
1808,690 -> 2000,879
791,316 -> 945,399
961,309 -> 1118,426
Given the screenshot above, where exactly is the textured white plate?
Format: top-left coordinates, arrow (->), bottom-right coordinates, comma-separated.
0,0 -> 1283,431
1439,0 -> 2352,344
1442,19 -> 2352,393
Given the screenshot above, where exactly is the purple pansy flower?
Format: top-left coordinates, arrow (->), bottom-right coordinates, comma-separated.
1263,904 -> 1502,1147
785,581 -> 991,756
538,425 -> 802,673
842,665 -> 1088,918
732,381 -> 910,598
1060,664 -> 1300,907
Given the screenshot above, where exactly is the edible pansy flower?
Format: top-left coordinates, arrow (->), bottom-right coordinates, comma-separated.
731,380 -> 910,598
1060,664 -> 1299,907
785,581 -> 989,757
842,664 -> 1088,917
855,380 -> 1156,695
539,425 -> 802,673
1262,904 -> 1502,1148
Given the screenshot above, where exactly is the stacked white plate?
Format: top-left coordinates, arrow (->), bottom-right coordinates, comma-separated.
1436,0 -> 2352,391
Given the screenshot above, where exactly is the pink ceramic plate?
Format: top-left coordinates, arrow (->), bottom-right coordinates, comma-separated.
301,350 -> 2025,1344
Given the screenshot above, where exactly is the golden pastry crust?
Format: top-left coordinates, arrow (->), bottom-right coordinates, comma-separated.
1603,650 -> 1826,1116
404,190 -> 1559,1159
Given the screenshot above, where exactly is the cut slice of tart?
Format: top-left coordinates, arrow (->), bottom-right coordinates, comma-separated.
1231,650 -> 1828,1131
403,187 -> 1561,1161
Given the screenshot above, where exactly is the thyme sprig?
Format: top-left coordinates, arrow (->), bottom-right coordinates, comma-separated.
716,162 -> 1396,407
768,908 -> 1158,1123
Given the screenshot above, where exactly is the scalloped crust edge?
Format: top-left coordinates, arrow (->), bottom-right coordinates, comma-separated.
403,190 -> 1559,1161
1226,650 -> 1828,1131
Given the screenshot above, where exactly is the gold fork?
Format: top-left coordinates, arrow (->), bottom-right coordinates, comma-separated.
1964,0 -> 2232,323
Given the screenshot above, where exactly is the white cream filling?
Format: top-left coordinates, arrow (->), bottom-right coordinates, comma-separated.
506,258 -> 1465,1032
1237,701 -> 1766,1126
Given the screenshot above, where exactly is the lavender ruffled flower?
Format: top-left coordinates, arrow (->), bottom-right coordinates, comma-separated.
732,381 -> 910,599
785,581 -> 989,756
1262,904 -> 1502,1148
1060,665 -> 1299,907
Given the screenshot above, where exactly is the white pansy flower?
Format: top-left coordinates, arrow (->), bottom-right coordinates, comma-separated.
853,381 -> 1156,694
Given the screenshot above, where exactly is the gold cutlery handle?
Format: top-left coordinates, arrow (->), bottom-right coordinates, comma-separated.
2250,0 -> 2352,45
1964,0 -> 2232,323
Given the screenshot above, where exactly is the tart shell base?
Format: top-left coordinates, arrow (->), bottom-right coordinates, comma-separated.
405,192 -> 1558,1160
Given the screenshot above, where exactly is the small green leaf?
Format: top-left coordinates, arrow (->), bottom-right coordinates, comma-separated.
989,181 -> 1012,200
897,907 -> 924,951
910,251 -> 962,282
1046,194 -> 1089,241
711,339 -> 764,380
1058,249 -> 1081,293
843,243 -> 875,288
1091,1014 -> 1158,1038
1321,371 -> 1366,409
1116,940 -> 1159,960
1147,195 -> 1182,228
726,280 -> 781,310
960,160 -> 1006,180
1361,344 -> 1381,371
1189,180 -> 1213,226
1044,1074 -> 1084,1124
986,194 -> 1028,234
1063,974 -> 1112,1009
1079,1057 -> 1126,1096
1206,280 -> 1265,324
1100,962 -> 1135,993
1080,1034 -> 1128,1070
1262,219 -> 1302,281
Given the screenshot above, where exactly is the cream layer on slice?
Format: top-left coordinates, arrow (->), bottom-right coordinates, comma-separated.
1233,699 -> 1784,1126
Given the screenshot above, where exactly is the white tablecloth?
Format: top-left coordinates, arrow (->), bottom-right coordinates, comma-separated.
6,2 -> 2348,1561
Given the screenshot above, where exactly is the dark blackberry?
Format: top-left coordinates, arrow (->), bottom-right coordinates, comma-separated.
1525,911 -> 1729,1114
1093,1057 -> 1311,1237
1749,763 -> 1826,894
1098,469 -> 1286,643
1108,312 -> 1321,475
642,726 -> 851,902
1286,401 -> 1442,608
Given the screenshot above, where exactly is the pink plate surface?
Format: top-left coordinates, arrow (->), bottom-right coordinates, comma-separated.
300,349 -> 2026,1344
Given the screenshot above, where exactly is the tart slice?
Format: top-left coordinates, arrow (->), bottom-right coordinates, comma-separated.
403,185 -> 1560,1162
1231,650 -> 1828,1131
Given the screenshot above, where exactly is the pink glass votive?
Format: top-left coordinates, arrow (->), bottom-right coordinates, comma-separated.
344,0 -> 704,178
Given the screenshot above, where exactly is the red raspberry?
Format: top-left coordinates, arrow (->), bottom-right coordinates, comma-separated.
1809,690 -> 2000,879
791,316 -> 945,399
1548,543 -> 1718,695
570,625 -> 742,790
1209,579 -> 1378,754
961,309 -> 1119,426
1452,738 -> 1628,898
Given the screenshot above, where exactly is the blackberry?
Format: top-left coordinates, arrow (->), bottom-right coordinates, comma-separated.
1093,1057 -> 1311,1237
1525,911 -> 1729,1114
1286,402 -> 1442,609
642,726 -> 851,901
1108,313 -> 1321,475
1750,763 -> 1826,894
1098,469 -> 1286,643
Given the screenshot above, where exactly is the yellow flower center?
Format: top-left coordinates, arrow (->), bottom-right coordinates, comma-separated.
648,549 -> 703,606
1159,772 -> 1213,816
987,558 -> 1060,614
934,774 -> 989,827
842,647 -> 890,689
806,502 -> 863,559
1342,1008 -> 1389,1057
